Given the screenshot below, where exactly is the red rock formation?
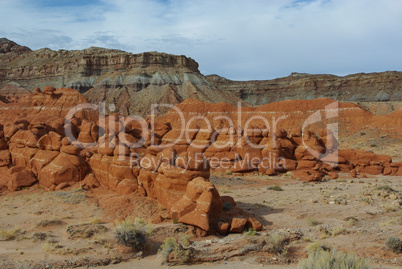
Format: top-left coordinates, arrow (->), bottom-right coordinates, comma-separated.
0,88 -> 400,234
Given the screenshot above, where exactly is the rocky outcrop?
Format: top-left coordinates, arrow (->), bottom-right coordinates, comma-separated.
0,41 -> 241,116
158,98 -> 401,182
206,72 -> 402,107
0,83 -> 31,102
0,38 -> 31,55
0,87 -> 401,234
0,94 -> 9,104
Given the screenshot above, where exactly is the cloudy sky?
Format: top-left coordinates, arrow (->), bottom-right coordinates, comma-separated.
1,0 -> 401,80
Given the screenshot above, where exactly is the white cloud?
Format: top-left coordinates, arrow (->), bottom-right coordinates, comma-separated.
0,0 -> 401,79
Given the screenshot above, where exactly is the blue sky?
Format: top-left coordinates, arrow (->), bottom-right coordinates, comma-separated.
0,0 -> 401,80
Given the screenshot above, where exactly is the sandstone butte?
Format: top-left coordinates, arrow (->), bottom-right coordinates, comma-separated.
0,87 -> 401,235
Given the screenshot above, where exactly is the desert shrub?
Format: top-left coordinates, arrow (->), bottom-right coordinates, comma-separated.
219,187 -> 231,193
0,228 -> 24,241
115,218 -> 153,252
264,234 -> 287,255
361,197 -> 373,205
385,205 -> 398,213
375,185 -> 395,192
36,218 -> 63,227
159,237 -> 192,264
330,226 -> 347,237
318,226 -> 348,239
90,218 -> 103,224
306,242 -> 331,254
281,171 -> 293,179
306,217 -> 319,226
385,236 -> 402,253
178,233 -> 193,247
243,228 -> 256,236
67,223 -> 108,239
225,169 -> 232,175
53,189 -> 87,204
32,232 -> 48,242
299,247 -> 370,269
267,185 -> 283,191
348,218 -> 357,227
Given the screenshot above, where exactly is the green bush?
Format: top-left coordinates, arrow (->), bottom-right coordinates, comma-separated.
53,189 -> 87,204
299,247 -> 370,269
178,233 -> 193,248
243,228 -> 256,236
375,185 -> 395,192
266,185 -> 283,191
385,236 -> 402,253
159,237 -> 192,264
306,217 -> 319,226
115,218 -> 153,252
264,234 -> 287,255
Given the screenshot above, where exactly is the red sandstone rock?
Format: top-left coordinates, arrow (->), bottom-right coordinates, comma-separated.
247,217 -> 263,231
137,169 -> 158,199
158,162 -> 210,181
7,166 -> 37,191
55,182 -> 69,191
175,152 -> 209,171
39,153 -> 88,188
0,150 -> 11,167
265,168 -> 276,176
171,177 -> 222,231
116,178 -> 138,195
231,159 -> 256,173
292,170 -> 323,182
297,160 -> 317,170
359,165 -> 384,175
329,171 -> 339,179
140,154 -> 161,172
0,86 -> 400,236
277,158 -> 297,171
217,221 -> 230,235
229,217 -> 248,233
351,169 -> 357,178
157,147 -> 177,165
81,173 -> 100,190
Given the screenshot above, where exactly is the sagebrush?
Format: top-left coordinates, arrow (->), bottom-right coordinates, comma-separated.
299,246 -> 370,269
115,218 -> 153,252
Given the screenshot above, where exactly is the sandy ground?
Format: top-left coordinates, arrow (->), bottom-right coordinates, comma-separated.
0,172 -> 401,268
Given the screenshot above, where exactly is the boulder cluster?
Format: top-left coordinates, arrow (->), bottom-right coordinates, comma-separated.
0,87 -> 400,234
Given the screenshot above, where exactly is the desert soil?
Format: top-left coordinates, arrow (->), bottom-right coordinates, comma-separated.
0,172 -> 401,268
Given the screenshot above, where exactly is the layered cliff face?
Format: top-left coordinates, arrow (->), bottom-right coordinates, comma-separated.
0,38 -> 31,54
0,42 -> 241,116
206,72 -> 402,108
1,38 -> 401,117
